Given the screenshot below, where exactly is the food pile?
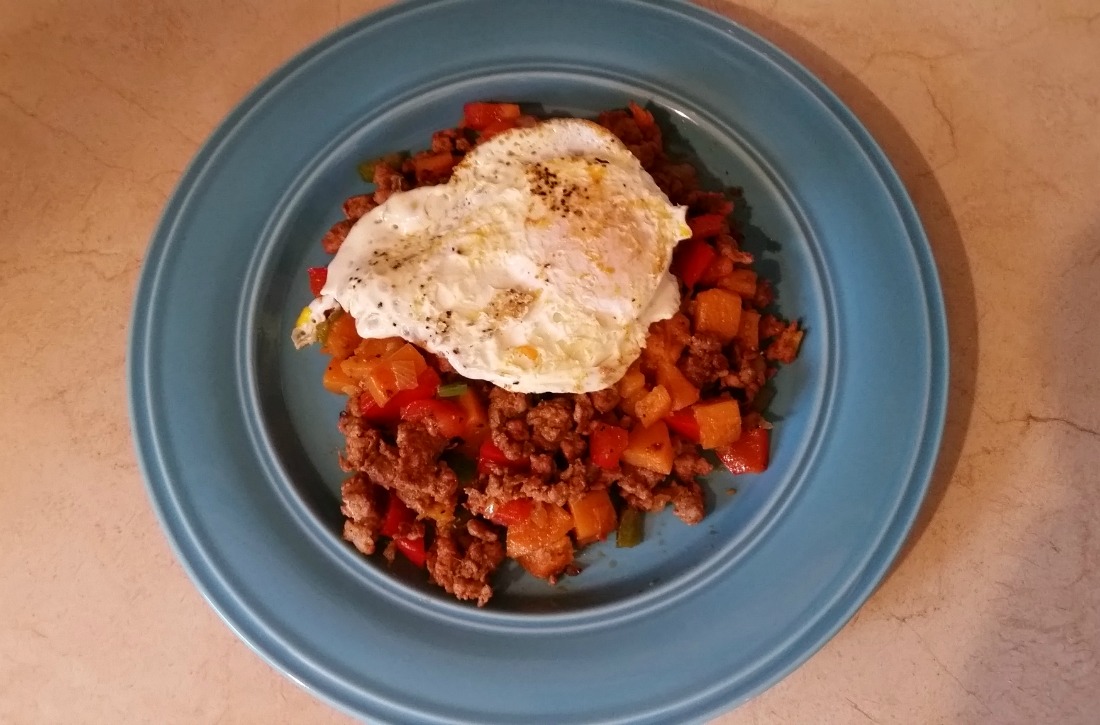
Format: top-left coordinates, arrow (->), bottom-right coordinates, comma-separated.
293,101 -> 802,605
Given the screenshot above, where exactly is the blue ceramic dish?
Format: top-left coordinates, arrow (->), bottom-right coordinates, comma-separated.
128,1 -> 947,722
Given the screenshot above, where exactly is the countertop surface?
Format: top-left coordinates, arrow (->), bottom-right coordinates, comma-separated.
2,1 -> 1098,723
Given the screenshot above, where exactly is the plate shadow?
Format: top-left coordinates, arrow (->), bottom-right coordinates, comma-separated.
703,1 -> 979,575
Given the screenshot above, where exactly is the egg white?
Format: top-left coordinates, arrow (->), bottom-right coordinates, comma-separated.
298,118 -> 690,393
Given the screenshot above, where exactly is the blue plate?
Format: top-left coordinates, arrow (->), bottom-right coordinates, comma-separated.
128,0 -> 946,722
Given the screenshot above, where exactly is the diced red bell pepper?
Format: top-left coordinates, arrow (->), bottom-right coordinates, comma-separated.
671,238 -> 717,288
379,493 -> 428,567
664,409 -> 701,442
359,367 -> 441,423
394,536 -> 427,568
477,438 -> 526,475
716,426 -> 770,474
462,102 -> 522,130
487,498 -> 535,526
691,192 -> 734,218
477,118 -> 519,140
589,422 -> 630,470
380,492 -> 415,538
479,439 -> 511,465
688,214 -> 727,239
401,398 -> 467,439
307,267 -> 327,297
628,101 -> 657,133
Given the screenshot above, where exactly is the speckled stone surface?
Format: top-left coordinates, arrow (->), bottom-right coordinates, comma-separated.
1,1 -> 1097,723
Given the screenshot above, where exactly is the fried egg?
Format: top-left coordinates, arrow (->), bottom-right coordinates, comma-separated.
295,118 -> 690,393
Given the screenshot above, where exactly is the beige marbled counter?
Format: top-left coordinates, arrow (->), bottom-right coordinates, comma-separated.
2,1 -> 1097,723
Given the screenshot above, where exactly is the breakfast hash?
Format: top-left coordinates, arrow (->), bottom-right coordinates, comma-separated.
292,102 -> 803,606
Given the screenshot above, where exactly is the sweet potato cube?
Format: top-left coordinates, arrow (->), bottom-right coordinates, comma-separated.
354,336 -> 405,359
642,314 -> 690,363
617,362 -> 648,415
694,399 -> 743,450
694,288 -> 742,343
718,268 -> 758,298
656,361 -> 700,411
320,313 -> 361,360
738,309 -> 761,351
322,359 -> 358,395
515,537 -> 574,580
569,490 -> 618,545
617,363 -> 647,398
621,421 -> 674,475
634,385 -> 672,428
506,502 -> 575,558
